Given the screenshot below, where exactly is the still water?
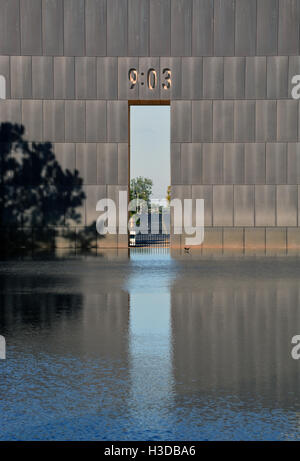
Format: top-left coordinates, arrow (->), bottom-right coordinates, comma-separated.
1,248 -> 300,440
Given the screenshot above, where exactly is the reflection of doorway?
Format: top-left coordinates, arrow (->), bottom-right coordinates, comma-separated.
128,101 -> 171,247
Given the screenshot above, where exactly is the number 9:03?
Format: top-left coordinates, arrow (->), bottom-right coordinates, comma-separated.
128,68 -> 171,90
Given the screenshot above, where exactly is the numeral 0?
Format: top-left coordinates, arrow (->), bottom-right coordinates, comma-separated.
147,69 -> 157,90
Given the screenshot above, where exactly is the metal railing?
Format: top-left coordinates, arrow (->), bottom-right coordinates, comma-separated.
129,233 -> 170,247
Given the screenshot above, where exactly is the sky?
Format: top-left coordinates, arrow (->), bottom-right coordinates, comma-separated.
130,106 -> 170,200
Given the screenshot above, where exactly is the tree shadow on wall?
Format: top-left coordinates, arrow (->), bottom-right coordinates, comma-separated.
0,122 -> 98,254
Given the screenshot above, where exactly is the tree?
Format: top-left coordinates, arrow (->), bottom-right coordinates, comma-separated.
166,185 -> 171,204
130,176 -> 153,205
0,122 -> 86,250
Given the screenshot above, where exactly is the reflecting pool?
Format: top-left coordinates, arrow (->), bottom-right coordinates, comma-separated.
1,249 -> 300,440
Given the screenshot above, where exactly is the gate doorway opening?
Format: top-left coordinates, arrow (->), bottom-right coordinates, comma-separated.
129,102 -> 171,247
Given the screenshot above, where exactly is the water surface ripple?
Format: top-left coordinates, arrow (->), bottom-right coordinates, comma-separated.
0,250 -> 300,440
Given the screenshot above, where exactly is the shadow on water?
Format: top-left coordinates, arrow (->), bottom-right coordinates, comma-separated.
0,122 -> 99,254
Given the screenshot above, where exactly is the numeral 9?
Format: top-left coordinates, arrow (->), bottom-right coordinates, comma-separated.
129,68 -> 138,89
